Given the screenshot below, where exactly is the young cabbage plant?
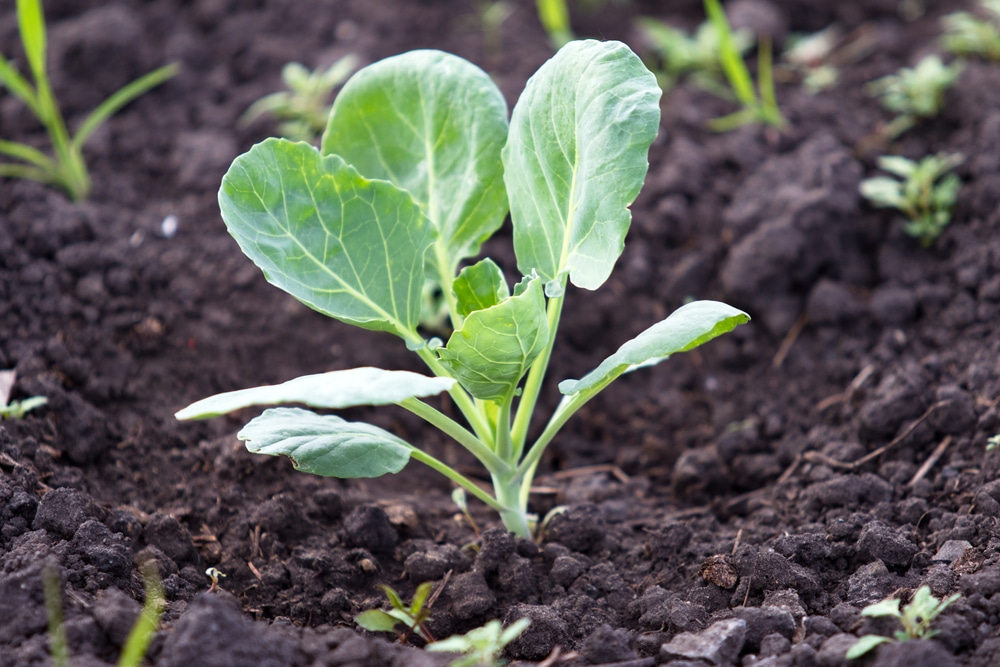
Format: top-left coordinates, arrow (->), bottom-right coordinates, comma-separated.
428,618 -> 530,667
176,41 -> 750,539
942,0 -> 1000,61
866,55 -> 963,139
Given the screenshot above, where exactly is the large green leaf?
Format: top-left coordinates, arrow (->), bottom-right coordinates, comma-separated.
503,40 -> 661,290
452,258 -> 510,319
219,138 -> 434,338
439,278 -> 549,401
239,407 -> 412,478
175,367 -> 455,420
559,301 -> 749,396
321,50 -> 509,276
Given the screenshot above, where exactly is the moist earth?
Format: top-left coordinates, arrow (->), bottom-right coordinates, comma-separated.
2,0 -> 1000,665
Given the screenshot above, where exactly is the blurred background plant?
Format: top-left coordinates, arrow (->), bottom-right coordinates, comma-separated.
638,15 -> 753,94
241,54 -> 358,144
866,54 -> 963,138
941,0 -> 1000,61
860,153 -> 963,247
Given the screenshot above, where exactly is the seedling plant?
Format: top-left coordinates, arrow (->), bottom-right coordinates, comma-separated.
846,586 -> 961,659
241,55 -> 358,144
702,0 -> 785,131
536,0 -> 574,49
0,370 -> 46,420
0,0 -> 178,200
859,153 -> 963,247
866,55 -> 963,139
942,0 -> 1000,61
427,618 -> 530,667
355,582 -> 438,643
638,15 -> 753,94
176,40 -> 749,539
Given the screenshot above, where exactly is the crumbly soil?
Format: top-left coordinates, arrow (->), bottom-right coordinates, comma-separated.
3,0 -> 1000,665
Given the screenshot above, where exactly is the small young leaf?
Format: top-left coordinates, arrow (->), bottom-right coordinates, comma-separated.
845,634 -> 892,660
321,50 -> 509,276
239,407 -> 412,478
559,300 -> 749,396
379,585 -> 406,611
439,278 -> 549,401
504,39 -> 661,290
409,581 -> 435,618
174,367 -> 455,420
219,138 -> 434,338
355,609 -> 403,633
861,598 -> 903,618
453,259 -> 510,319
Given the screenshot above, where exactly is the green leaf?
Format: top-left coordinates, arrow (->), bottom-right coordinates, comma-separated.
559,300 -> 749,396
379,585 -> 406,611
861,598 -> 902,618
218,138 -> 434,338
409,581 -> 434,618
174,367 -> 455,420
439,278 -> 549,401
321,50 -> 509,276
17,0 -> 47,86
239,407 -> 412,478
503,39 -> 661,290
845,634 -> 892,660
452,258 -> 510,319
355,609 -> 403,633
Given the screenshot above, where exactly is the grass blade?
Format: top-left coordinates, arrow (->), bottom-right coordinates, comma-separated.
0,55 -> 41,114
0,139 -> 56,170
704,0 -> 755,105
117,564 -> 164,667
16,0 -> 47,86
72,63 -> 179,148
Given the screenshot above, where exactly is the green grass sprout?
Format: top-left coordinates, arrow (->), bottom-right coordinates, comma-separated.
535,0 -> 574,49
638,15 -> 754,94
846,586 -> 961,659
703,0 -> 785,131
865,54 -> 963,139
0,0 -> 178,200
860,153 -> 963,247
942,0 -> 1000,61
176,42 -> 749,539
0,369 -> 47,420
240,55 -> 358,144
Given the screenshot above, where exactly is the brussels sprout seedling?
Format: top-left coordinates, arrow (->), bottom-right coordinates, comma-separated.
859,153 -> 963,247
0,0 -> 177,200
846,586 -> 960,659
241,55 -> 358,143
176,41 -> 749,539
866,55 -> 963,139
428,618 -> 530,667
942,0 -> 1000,61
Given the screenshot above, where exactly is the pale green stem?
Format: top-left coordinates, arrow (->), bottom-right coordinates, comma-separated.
494,397 -> 514,463
434,244 -> 463,331
414,344 -> 494,447
406,446 -> 504,512
510,281 -> 567,458
491,468 -> 532,538
396,397 -> 510,474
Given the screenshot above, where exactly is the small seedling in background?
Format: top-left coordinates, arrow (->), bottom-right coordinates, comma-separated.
637,16 -> 753,94
355,582 -> 439,643
44,561 -> 164,667
987,434 -> 1000,451
205,567 -> 227,592
780,25 -> 842,93
535,0 -> 573,49
703,0 -> 785,131
428,618 -> 531,667
241,55 -> 358,144
865,55 -> 963,139
474,1 -> 515,57
0,370 -> 47,420
846,586 -> 961,659
0,0 -> 177,200
859,153 -> 963,247
942,0 -> 1000,61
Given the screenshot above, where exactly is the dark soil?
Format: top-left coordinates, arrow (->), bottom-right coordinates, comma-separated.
3,0 -> 1000,665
